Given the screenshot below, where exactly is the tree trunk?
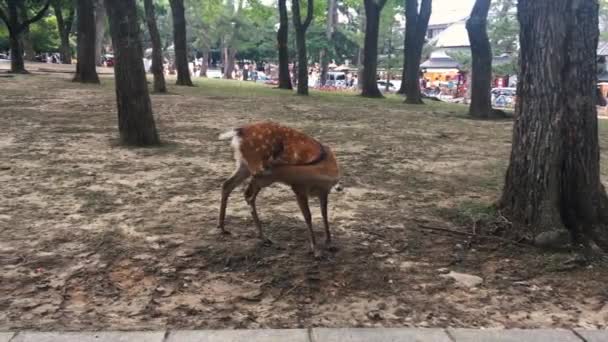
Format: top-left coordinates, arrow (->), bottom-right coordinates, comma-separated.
169,0 -> 193,86
292,0 -> 313,95
104,0 -> 160,146
143,0 -> 167,93
200,50 -> 208,77
360,0 -> 385,98
73,0 -> 100,83
277,0 -> 292,89
9,34 -> 26,73
53,2 -> 74,64
466,0 -> 496,118
94,0 -> 106,66
320,0 -> 337,86
401,0 -> 432,103
500,0 -> 608,251
294,30 -> 308,94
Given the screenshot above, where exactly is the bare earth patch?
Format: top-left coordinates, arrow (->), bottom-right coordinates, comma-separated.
1,64 -> 608,330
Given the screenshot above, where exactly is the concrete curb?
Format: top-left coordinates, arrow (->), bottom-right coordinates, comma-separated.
0,328 -> 606,341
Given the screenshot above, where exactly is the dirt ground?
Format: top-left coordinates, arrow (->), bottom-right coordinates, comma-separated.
1,63 -> 608,331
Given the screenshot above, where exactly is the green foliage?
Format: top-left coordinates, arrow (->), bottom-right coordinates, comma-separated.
488,0 -> 518,55
30,16 -> 60,52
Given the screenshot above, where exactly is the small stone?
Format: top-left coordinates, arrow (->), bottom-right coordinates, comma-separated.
132,253 -> 154,261
441,271 -> 483,288
436,268 -> 450,274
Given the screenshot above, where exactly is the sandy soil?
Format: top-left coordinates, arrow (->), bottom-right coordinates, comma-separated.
1,63 -> 608,331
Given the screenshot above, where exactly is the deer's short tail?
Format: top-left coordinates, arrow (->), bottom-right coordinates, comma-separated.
218,129 -> 238,140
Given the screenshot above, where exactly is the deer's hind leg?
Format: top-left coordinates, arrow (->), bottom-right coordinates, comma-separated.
244,178 -> 273,245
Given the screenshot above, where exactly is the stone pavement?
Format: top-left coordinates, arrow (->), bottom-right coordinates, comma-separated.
0,328 -> 607,342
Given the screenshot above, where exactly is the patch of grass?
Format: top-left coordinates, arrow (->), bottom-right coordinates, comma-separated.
437,200 -> 498,227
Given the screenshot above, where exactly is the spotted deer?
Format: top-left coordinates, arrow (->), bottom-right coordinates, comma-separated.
217,121 -> 341,256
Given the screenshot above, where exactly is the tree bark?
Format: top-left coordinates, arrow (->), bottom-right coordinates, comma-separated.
0,0 -> 51,73
105,0 -> 160,146
94,0 -> 106,66
169,0 -> 193,86
73,0 -> 100,83
53,1 -> 75,64
466,0 -> 497,118
400,0 -> 431,103
144,0 -> 167,93
9,33 -> 25,73
320,0 -> 337,86
277,0 -> 292,89
500,0 -> 608,250
292,0 -> 313,95
360,0 -> 386,98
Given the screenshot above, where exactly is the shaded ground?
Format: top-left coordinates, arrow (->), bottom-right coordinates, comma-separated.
1,63 -> 608,331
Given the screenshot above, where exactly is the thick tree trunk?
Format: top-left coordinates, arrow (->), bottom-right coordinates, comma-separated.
360,0 -> 385,98
94,0 -> 106,66
294,30 -> 308,94
401,0 -> 431,103
169,0 -> 193,86
320,0 -> 337,86
500,0 -> 608,250
105,0 -> 160,146
54,2 -> 74,64
144,0 -> 167,93
466,0 -> 496,118
74,0 -> 100,83
9,34 -> 26,73
292,0 -> 313,95
277,0 -> 292,89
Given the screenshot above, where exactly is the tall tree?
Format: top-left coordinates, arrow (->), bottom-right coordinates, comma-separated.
466,0 -> 497,118
144,0 -> 167,93
104,0 -> 160,146
360,0 -> 387,98
292,0 -> 313,95
94,0 -> 105,66
0,0 -> 51,73
52,0 -> 75,64
319,0 -> 337,86
169,0 -> 193,86
399,0 -> 431,104
500,0 -> 608,251
73,0 -> 100,83
277,0 -> 292,89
